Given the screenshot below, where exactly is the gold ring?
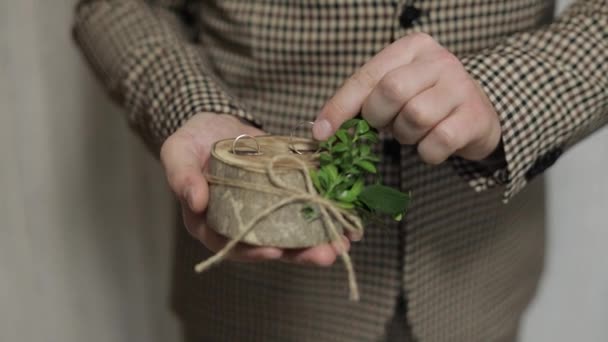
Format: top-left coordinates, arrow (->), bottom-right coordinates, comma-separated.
231,134 -> 262,155
289,121 -> 319,154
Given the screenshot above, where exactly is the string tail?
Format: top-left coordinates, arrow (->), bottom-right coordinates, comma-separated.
341,251 -> 360,301
194,255 -> 222,273
194,244 -> 238,273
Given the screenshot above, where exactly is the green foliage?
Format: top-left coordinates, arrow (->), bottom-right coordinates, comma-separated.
358,184 -> 411,219
305,118 -> 411,222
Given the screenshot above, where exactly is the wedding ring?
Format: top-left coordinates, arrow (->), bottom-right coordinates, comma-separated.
231,134 -> 262,155
289,121 -> 319,154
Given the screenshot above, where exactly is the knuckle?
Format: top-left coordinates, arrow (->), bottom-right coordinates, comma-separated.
432,124 -> 457,149
360,105 -> 374,122
434,49 -> 461,68
409,32 -> 435,47
361,104 -> 383,128
378,73 -> 406,102
403,100 -> 432,129
434,49 -> 466,73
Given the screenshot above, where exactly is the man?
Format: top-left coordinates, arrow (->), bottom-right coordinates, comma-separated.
73,0 -> 608,341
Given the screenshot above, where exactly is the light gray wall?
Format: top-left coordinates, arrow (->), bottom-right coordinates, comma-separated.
520,130 -> 608,342
519,2 -> 608,341
0,0 -> 605,341
0,1 -> 179,341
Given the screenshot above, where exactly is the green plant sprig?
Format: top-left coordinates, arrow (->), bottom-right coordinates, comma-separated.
305,118 -> 411,222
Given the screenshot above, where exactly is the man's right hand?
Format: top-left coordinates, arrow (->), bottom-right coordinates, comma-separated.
160,113 -> 354,266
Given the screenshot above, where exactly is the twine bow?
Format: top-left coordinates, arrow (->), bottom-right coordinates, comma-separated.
194,154 -> 364,301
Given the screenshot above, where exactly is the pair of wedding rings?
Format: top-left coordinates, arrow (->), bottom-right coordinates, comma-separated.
231,122 -> 319,156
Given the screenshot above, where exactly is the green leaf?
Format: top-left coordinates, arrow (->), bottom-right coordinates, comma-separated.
360,145 -> 371,156
360,131 -> 379,143
363,155 -> 381,162
341,119 -> 360,129
341,155 -> 354,167
350,178 -> 364,194
356,120 -> 370,134
337,178 -> 364,203
347,168 -> 361,176
336,129 -> 350,144
309,169 -> 321,192
358,184 -> 410,217
333,143 -> 349,153
319,152 -> 332,164
355,160 -> 377,174
318,170 -> 330,189
327,135 -> 337,145
336,201 -> 355,210
322,164 -> 339,183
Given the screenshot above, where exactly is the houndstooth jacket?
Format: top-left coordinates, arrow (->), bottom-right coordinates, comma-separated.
73,0 -> 608,341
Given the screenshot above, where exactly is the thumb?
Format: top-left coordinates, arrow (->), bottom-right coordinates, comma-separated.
160,132 -> 209,213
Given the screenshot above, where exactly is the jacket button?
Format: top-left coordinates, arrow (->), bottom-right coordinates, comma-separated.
399,5 -> 423,29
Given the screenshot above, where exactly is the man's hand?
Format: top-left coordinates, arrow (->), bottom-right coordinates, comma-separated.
313,33 -> 502,164
160,113 -> 352,266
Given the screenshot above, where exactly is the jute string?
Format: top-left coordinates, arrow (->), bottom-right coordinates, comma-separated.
194,154 -> 364,301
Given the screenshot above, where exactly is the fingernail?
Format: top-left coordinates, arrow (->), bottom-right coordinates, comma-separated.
264,248 -> 283,260
350,232 -> 363,242
332,237 -> 350,254
313,119 -> 332,140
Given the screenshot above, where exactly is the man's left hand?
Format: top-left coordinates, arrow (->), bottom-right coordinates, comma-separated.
313,32 -> 502,164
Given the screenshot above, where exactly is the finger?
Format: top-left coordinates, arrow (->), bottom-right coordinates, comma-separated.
161,132 -> 209,213
187,216 -> 283,262
392,80 -> 464,144
361,60 -> 441,129
455,105 -> 503,161
181,204 -> 205,239
344,229 -> 363,242
313,34 -> 436,140
417,108 -> 472,165
221,237 -> 284,262
282,236 -> 351,267
181,205 -> 283,261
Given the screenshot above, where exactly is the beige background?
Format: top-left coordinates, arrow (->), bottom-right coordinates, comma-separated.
1,0 -> 606,341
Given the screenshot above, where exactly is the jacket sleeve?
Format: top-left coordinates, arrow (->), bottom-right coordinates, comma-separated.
73,0 -> 261,152
453,0 -> 608,201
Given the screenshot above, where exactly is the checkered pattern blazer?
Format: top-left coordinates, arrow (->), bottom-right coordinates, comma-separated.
73,0 -> 608,341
